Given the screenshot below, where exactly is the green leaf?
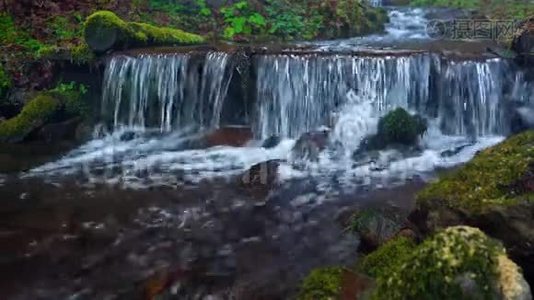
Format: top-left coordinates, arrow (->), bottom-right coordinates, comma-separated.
232,17 -> 247,33
249,13 -> 266,26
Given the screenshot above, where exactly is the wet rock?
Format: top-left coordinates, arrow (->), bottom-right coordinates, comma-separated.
350,208 -> 406,253
291,130 -> 330,161
440,143 -> 474,157
205,126 -> 252,147
119,131 -> 138,142
511,105 -> 534,134
240,160 -> 282,188
340,270 -> 375,300
512,16 -> 534,65
382,0 -> 410,5
261,136 -> 281,149
33,117 -> 82,143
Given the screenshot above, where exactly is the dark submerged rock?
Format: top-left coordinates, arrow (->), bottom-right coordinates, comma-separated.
204,126 -> 253,147
261,136 -> 281,149
291,130 -> 330,161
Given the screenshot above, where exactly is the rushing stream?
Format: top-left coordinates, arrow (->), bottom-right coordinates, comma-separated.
2,5 -> 534,299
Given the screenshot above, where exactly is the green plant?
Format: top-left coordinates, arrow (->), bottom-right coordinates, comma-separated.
0,13 -> 46,57
220,1 -> 266,39
51,81 -> 89,117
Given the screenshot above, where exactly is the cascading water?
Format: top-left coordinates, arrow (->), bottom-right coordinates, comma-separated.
101,52 -> 233,132
255,54 -> 511,141
28,50 -> 532,189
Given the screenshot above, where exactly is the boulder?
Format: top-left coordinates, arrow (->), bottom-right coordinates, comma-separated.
350,208 -> 407,253
240,159 -> 281,188
512,16 -> 534,65
292,130 -> 330,161
261,135 -> 281,149
359,108 -> 427,151
32,117 -> 82,143
371,226 -> 532,300
204,126 -> 252,147
410,130 -> 534,286
84,11 -> 204,53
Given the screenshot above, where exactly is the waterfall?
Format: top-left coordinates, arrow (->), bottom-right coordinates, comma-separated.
101,52 -> 233,132
29,48 -> 533,187
255,54 -> 515,140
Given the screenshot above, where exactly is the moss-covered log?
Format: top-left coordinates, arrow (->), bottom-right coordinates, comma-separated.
84,11 -> 205,53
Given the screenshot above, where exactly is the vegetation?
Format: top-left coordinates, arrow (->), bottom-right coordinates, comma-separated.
144,0 -> 388,41
418,130 -> 534,211
298,267 -> 343,300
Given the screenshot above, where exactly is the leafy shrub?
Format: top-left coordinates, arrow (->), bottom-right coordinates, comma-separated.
220,1 -> 267,39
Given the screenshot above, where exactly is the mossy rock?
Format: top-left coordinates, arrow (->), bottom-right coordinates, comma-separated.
358,236 -> 416,279
418,130 -> 534,211
84,11 -> 205,53
411,130 -> 534,285
360,108 -> 427,151
0,93 -> 60,143
298,267 -> 343,300
372,226 -> 531,300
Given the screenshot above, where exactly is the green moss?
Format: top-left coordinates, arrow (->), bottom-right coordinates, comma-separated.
0,93 -> 59,142
417,130 -> 534,211
84,11 -> 204,52
298,267 -> 343,300
373,226 -> 504,300
128,22 -> 205,44
358,237 -> 416,278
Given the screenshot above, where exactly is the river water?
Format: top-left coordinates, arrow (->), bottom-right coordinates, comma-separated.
1,5 -> 533,299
